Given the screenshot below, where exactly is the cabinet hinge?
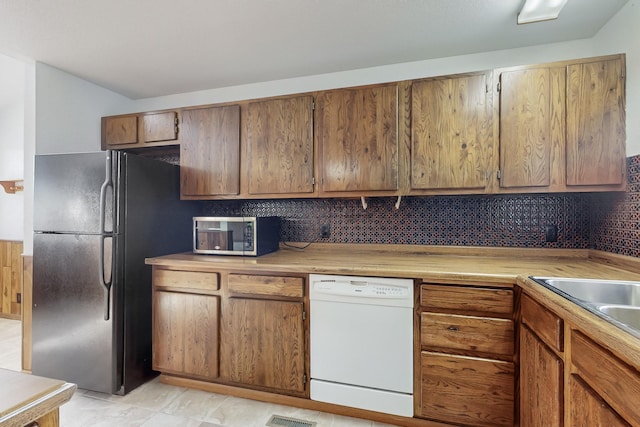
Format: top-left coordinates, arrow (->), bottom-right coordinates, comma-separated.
311,177 -> 315,186
486,84 -> 490,94
175,116 -> 179,134
311,100 -> 315,111
496,81 -> 501,92
302,311 -> 307,320
303,374 -> 307,384
497,170 -> 502,180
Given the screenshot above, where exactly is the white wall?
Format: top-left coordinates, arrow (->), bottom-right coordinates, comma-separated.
35,63 -> 133,154
592,0 -> 640,156
131,38 -> 595,112
0,54 -> 26,241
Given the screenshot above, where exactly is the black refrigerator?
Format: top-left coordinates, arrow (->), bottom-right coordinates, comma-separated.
32,150 -> 194,395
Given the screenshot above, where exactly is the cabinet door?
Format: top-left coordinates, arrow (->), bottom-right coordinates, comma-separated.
520,325 -> 563,427
221,298 -> 305,395
153,291 -> 219,380
180,105 -> 240,197
103,115 -> 138,146
143,111 -> 178,143
499,68 -> 554,188
420,351 -> 514,427
411,73 -> 492,191
317,84 -> 398,193
569,376 -> 629,427
246,96 -> 314,195
566,58 -> 626,186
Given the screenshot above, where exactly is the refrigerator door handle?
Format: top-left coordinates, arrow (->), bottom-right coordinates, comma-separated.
99,151 -> 114,321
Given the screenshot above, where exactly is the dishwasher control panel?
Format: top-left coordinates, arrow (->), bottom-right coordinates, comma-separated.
310,274 -> 414,307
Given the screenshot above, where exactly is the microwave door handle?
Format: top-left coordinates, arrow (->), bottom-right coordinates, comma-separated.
98,151 -> 114,321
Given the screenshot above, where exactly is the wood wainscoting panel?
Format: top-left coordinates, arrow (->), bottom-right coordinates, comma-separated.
22,254 -> 33,372
0,241 -> 23,320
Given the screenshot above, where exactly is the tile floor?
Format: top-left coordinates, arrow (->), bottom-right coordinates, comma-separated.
0,318 -> 396,426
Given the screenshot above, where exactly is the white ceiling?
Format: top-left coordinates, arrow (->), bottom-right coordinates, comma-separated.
0,0 -> 629,100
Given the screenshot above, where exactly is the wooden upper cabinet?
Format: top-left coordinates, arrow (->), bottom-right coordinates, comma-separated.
566,57 -> 626,187
411,73 -> 492,192
316,83 -> 399,194
102,110 -> 179,149
103,115 -> 138,147
180,105 -> 241,197
499,67 -> 555,189
142,111 -> 178,143
246,95 -> 314,195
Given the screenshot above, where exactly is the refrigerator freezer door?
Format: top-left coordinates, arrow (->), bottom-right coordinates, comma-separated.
32,232 -> 123,394
34,151 -> 116,234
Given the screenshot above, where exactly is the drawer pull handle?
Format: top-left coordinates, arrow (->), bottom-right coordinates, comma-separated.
447,326 -> 459,332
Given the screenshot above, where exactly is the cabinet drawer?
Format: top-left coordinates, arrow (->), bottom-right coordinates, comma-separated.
421,312 -> 514,356
521,294 -> 563,352
420,351 -> 514,427
421,284 -> 513,317
571,331 -> 640,425
153,269 -> 219,291
228,274 -> 304,298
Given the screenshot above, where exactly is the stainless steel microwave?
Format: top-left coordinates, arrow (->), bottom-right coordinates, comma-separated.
193,216 -> 280,256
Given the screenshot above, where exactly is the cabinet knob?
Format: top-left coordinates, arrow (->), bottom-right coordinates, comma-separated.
447,325 -> 459,332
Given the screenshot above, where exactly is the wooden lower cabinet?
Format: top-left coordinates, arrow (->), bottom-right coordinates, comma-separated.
520,291 -> 640,427
519,325 -> 563,427
420,352 -> 514,427
418,283 -> 516,426
220,298 -> 306,395
569,375 -> 629,427
153,290 -> 220,380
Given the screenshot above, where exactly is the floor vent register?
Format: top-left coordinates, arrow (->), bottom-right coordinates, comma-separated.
266,414 -> 317,427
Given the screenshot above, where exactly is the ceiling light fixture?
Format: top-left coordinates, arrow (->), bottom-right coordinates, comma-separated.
518,0 -> 568,24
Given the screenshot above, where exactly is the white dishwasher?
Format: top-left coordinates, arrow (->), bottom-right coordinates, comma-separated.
309,274 -> 414,417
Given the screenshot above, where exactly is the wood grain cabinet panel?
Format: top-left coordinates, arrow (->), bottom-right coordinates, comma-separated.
421,312 -> 514,357
499,67 -> 554,188
153,291 -> 219,381
103,116 -> 138,146
521,293 -> 563,352
570,330 -> 640,425
246,95 -> 314,195
180,105 -> 241,197
420,352 -> 514,427
227,274 -> 304,298
566,57 -> 626,187
420,284 -> 513,317
153,269 -> 219,292
411,72 -> 492,191
316,83 -> 398,194
519,325 -> 563,427
143,111 -> 178,143
221,298 -> 305,395
569,375 -> 630,427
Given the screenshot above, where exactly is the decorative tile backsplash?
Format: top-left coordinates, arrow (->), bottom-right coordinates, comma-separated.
192,154 -> 638,256
590,155 -> 640,258
203,194 -> 592,249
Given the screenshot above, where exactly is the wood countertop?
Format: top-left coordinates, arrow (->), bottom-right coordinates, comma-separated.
146,243 -> 640,285
0,368 -> 76,427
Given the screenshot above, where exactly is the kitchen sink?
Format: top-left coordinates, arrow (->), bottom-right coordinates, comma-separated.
530,277 -> 640,337
533,277 -> 640,306
597,305 -> 640,331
